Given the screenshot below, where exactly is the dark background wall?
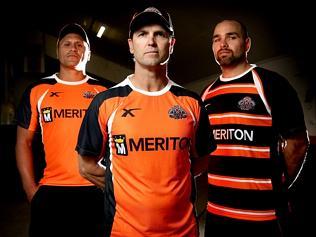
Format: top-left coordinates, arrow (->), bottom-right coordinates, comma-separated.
0,1 -> 315,236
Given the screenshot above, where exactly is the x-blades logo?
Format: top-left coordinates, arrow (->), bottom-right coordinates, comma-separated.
121,108 -> 141,117
50,92 -> 63,97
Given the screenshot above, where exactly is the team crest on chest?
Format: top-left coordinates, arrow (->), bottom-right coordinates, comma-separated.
238,96 -> 256,111
83,91 -> 97,99
168,105 -> 187,119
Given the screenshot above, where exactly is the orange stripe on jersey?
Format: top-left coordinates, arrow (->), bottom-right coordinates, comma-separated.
208,173 -> 272,190
207,202 -> 276,221
205,84 -> 258,99
212,145 -> 270,158
209,112 -> 272,126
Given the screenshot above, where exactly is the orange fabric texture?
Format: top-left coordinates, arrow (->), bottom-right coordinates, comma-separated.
22,74 -> 107,186
77,77 -> 214,236
207,202 -> 276,221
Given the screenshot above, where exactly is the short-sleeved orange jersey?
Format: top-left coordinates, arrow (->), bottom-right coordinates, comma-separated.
17,74 -> 107,186
76,75 -> 215,237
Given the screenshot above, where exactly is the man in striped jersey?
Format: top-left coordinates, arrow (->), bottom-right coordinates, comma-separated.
201,19 -> 309,236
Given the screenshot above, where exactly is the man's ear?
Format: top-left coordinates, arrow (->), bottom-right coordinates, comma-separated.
128,38 -> 134,54
169,37 -> 176,54
245,37 -> 251,54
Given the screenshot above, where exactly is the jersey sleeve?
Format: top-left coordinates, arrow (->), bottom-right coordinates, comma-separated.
16,84 -> 39,131
255,67 -> 306,138
76,92 -> 107,158
265,71 -> 307,138
194,100 -> 217,157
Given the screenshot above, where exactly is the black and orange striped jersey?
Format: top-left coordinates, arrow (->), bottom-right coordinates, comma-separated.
201,66 -> 306,225
76,75 -> 215,237
17,73 -> 107,186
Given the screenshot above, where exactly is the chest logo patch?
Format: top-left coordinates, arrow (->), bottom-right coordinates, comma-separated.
113,135 -> 128,156
41,107 -> 53,122
238,96 -> 256,111
168,105 -> 187,119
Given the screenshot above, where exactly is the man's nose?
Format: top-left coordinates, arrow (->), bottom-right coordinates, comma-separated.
220,39 -> 228,48
147,34 -> 156,46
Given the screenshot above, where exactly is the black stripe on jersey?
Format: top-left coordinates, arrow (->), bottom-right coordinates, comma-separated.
17,79 -> 57,129
170,85 -> 217,155
102,140 -> 116,236
208,185 -> 276,210
212,124 -> 272,146
209,156 -> 274,178
197,104 -> 217,156
211,71 -> 254,88
205,214 -> 280,234
170,85 -> 202,104
94,84 -> 133,102
86,77 -> 111,87
76,85 -> 133,157
254,67 -> 307,137
205,93 -> 269,115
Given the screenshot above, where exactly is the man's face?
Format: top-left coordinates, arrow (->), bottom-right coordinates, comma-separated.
212,20 -> 249,66
128,24 -> 175,67
57,33 -> 90,70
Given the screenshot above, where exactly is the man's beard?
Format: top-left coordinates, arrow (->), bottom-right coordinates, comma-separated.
217,51 -> 245,67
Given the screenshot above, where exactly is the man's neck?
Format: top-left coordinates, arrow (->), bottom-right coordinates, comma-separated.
131,64 -> 169,92
221,62 -> 252,78
58,67 -> 86,82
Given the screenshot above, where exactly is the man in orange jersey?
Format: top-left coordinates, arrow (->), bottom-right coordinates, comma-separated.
15,23 -> 108,237
76,6 -> 216,237
201,19 -> 309,237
